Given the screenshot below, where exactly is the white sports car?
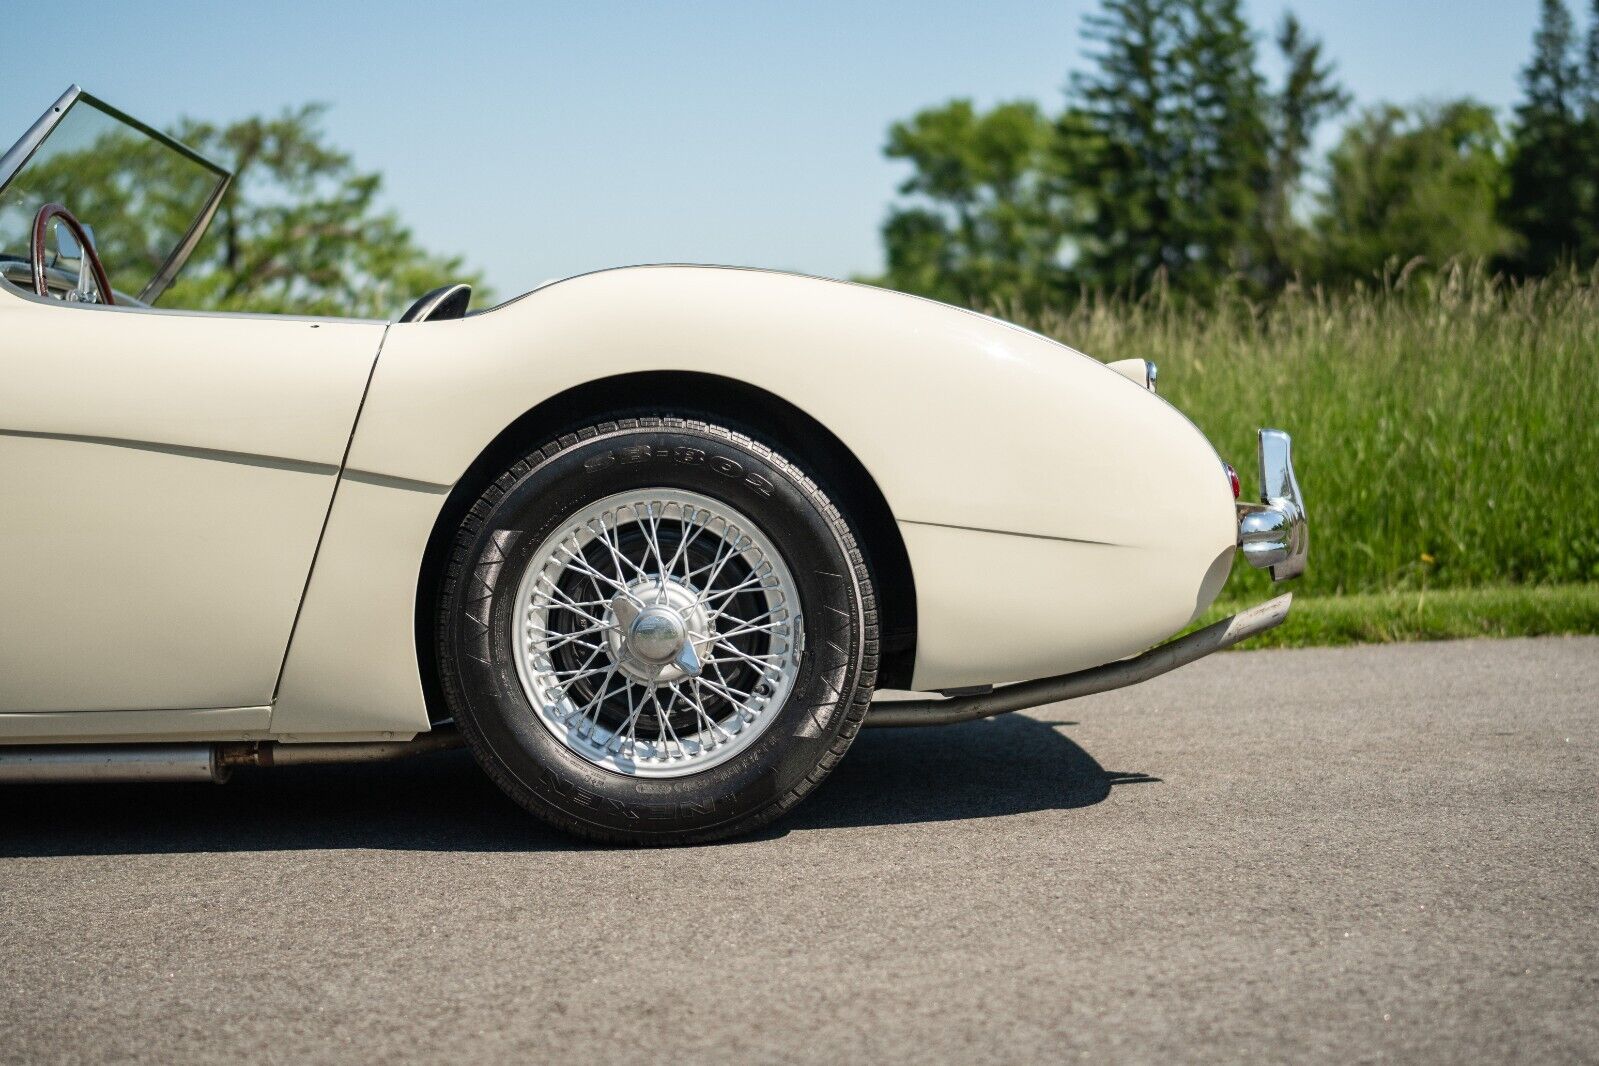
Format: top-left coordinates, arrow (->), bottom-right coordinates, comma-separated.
0,87 -> 1307,843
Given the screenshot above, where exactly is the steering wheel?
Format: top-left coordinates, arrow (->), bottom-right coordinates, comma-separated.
30,203 -> 115,305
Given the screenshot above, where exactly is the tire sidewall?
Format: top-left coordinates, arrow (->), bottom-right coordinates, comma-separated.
441,422 -> 867,839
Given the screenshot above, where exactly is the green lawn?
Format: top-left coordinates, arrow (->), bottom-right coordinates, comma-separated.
1198,583 -> 1599,649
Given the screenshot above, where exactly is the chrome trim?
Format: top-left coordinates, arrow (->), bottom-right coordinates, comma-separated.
0,85 -> 81,190
1106,357 -> 1157,390
398,282 -> 472,323
141,171 -> 230,304
1237,429 -> 1308,580
867,594 -> 1292,727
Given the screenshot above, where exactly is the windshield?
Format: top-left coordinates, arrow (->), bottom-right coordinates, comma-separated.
0,89 -> 230,303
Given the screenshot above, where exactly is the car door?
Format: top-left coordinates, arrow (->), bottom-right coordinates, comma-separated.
0,287 -> 383,721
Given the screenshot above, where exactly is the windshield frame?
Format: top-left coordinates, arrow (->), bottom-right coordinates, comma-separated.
0,85 -> 232,304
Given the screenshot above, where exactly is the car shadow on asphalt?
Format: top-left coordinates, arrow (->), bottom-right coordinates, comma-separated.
0,715 -> 1158,857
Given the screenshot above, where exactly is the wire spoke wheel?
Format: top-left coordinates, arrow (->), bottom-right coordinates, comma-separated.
441,418 -> 876,843
512,488 -> 803,777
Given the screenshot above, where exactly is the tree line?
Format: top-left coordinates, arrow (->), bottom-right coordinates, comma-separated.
870,0 -> 1599,310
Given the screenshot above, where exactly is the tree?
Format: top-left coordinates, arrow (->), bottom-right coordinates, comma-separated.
873,99 -> 1080,311
1313,101 -> 1513,283
1261,12 -> 1349,286
1585,0 -> 1599,261
1069,0 -> 1271,295
1588,0 -> 1599,98
1503,0 -> 1592,273
163,105 -> 487,317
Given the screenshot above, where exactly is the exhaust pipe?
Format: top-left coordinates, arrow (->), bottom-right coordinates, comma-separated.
866,593 -> 1291,727
215,728 -> 464,768
0,726 -> 464,784
0,743 -> 229,783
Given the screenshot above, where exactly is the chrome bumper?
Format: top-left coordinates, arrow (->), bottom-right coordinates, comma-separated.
1237,429 -> 1308,581
866,593 -> 1292,726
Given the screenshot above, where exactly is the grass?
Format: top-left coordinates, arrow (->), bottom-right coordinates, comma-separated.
1012,264 -> 1599,636
1196,584 -> 1599,648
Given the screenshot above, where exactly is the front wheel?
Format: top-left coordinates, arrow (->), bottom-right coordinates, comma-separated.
435,417 -> 879,844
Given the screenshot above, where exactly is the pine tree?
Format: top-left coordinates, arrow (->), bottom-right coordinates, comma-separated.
1588,0 -> 1599,96
1504,0 -> 1587,273
1070,0 -> 1271,295
1262,12 -> 1349,286
1071,0 -> 1179,290
1582,0 -> 1599,263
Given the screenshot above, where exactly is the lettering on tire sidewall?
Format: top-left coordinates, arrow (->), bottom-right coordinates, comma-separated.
582,444 -> 774,497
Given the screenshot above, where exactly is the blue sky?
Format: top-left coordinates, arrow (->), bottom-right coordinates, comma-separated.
3,1 -> 1554,297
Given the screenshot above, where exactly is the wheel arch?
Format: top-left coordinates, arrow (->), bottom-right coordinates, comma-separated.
414,370 -> 918,721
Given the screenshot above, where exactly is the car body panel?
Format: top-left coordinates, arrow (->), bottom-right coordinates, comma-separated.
270,476 -> 445,738
0,287 -> 384,724
900,521 -> 1234,690
270,265 -> 1237,735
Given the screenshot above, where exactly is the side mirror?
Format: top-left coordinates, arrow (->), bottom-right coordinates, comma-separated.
52,219 -> 101,302
52,219 -> 81,261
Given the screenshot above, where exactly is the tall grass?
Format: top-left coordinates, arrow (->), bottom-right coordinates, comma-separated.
1017,263 -> 1599,600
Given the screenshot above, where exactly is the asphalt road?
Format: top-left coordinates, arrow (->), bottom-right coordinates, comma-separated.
2,637 -> 1596,1064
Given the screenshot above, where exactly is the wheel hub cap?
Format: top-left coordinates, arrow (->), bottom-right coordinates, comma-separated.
604,581 -> 712,683
627,606 -> 684,663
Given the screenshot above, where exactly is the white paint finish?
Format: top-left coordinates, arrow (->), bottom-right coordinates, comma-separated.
0,287 -> 382,714
0,705 -> 272,743
900,521 -> 1231,689
1106,357 -> 1152,388
1,438 -> 335,711
349,268 -> 1232,551
274,266 -> 1238,732
2,299 -> 380,464
270,478 -> 444,737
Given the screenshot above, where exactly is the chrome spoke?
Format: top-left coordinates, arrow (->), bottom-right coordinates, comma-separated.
532,573 -> 612,627
710,617 -> 787,642
662,506 -> 708,581
589,514 -> 650,588
705,644 -> 786,670
529,624 -> 614,655
512,488 -> 800,778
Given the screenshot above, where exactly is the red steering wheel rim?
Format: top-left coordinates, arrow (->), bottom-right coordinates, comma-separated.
30,202 -> 116,305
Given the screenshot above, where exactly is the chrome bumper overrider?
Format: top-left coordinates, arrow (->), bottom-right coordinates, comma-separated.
1237,429 -> 1308,581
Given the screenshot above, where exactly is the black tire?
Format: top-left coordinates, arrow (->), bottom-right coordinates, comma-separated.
435,417 -> 879,845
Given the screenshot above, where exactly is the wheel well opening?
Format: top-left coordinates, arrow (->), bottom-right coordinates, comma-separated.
415,371 -> 918,719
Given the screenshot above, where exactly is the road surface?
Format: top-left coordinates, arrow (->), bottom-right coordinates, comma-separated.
2,637 -> 1595,1063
